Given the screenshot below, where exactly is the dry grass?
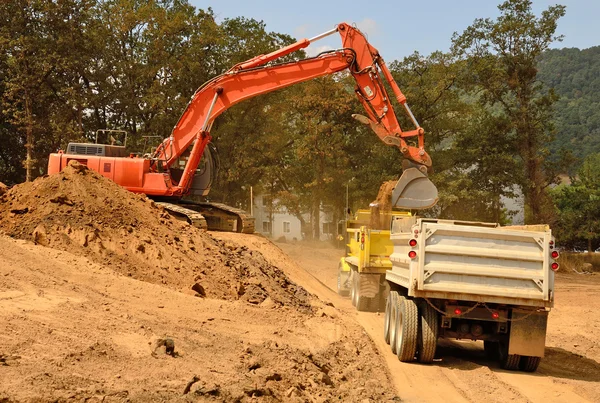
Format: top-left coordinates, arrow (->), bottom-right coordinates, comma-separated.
560,252 -> 600,273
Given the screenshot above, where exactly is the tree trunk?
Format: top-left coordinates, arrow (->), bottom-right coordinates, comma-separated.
25,94 -> 33,182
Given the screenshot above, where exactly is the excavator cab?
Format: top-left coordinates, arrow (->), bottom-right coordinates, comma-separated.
391,164 -> 438,210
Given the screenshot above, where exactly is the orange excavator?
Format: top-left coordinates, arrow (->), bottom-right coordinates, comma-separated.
48,22 -> 438,232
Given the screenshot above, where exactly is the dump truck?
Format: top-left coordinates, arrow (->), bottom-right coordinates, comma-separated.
384,216 -> 558,372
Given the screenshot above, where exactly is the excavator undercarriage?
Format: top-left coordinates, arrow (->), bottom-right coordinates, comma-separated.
155,200 -> 255,233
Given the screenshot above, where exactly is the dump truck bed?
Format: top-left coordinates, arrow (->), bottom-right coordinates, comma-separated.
387,218 -> 556,308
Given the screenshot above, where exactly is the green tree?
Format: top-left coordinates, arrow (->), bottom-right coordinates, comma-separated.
0,0 -> 97,182
452,0 -> 566,224
551,153 -> 600,251
537,46 -> 600,168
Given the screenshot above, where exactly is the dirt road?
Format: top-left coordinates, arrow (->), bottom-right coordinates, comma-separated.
273,241 -> 600,403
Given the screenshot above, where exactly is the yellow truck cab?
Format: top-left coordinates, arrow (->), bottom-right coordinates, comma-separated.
338,208 -> 411,311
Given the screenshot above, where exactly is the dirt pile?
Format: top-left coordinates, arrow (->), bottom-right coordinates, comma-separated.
0,162 -> 309,309
0,231 -> 398,402
0,181 -> 7,196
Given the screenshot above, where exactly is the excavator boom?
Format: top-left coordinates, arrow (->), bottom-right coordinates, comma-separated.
153,22 -> 437,209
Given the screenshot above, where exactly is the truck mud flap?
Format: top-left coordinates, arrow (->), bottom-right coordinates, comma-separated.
508,309 -> 548,357
353,272 -> 380,299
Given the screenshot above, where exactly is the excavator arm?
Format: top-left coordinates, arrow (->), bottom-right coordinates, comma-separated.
153,23 -> 437,209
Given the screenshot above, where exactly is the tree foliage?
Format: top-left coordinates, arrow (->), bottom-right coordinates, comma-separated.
537,46 -> 600,170
550,153 -> 600,251
452,0 -> 565,224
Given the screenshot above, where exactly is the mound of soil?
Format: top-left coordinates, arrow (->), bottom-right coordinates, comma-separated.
0,162 -> 309,309
0,235 -> 398,402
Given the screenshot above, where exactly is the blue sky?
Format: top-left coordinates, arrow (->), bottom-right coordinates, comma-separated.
190,1 -> 598,62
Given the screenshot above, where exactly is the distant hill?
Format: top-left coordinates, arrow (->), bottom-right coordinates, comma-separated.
537,46 -> 600,168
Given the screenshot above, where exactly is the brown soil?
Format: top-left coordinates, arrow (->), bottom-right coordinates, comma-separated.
0,163 -> 398,402
373,180 -> 396,213
0,162 -> 308,308
0,181 -> 7,196
369,180 -> 396,229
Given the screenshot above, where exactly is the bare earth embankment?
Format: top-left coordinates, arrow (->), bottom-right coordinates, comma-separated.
0,164 -> 397,402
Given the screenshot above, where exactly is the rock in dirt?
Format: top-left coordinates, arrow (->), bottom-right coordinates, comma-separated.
191,282 -> 206,297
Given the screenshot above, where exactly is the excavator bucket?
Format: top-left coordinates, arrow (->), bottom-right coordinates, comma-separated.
392,168 -> 438,210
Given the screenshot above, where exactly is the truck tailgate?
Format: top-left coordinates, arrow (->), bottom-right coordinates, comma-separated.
389,220 -> 555,307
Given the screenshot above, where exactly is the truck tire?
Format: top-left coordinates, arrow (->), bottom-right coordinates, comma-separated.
384,291 -> 398,345
417,300 -> 438,363
519,356 -> 541,372
389,291 -> 399,353
499,341 -> 521,370
352,272 -> 371,312
337,263 -> 350,297
395,296 -> 418,362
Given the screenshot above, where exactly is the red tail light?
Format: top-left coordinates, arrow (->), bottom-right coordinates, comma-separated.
551,250 -> 559,259
549,240 -> 554,246
454,308 -> 462,315
491,312 -> 499,319
408,250 -> 417,259
409,239 -> 417,247
551,262 -> 559,271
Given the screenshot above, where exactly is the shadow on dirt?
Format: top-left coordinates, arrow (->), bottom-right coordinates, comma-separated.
433,339 -> 600,382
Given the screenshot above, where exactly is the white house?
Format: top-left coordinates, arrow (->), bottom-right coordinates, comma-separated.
252,193 -> 335,241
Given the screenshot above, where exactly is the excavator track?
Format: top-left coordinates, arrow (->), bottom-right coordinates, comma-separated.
156,201 -> 255,233
154,202 -> 208,230
182,201 -> 255,234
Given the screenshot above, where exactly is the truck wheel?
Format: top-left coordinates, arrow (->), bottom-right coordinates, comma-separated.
389,291 -> 399,353
395,296 -> 418,362
417,300 -> 438,363
519,356 -> 541,372
337,263 -> 350,297
499,342 -> 521,370
353,272 -> 371,312
384,291 -> 398,345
